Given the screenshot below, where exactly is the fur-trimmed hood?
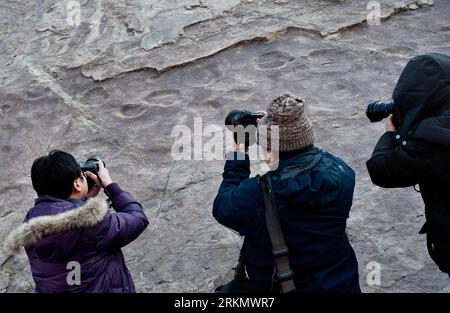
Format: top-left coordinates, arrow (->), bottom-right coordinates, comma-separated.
3,197 -> 109,257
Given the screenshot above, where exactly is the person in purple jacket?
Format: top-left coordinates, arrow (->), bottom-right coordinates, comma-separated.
2,150 -> 149,293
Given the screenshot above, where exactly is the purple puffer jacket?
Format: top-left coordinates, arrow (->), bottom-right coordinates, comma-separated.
3,183 -> 149,293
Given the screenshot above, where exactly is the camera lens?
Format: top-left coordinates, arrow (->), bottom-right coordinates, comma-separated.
366,101 -> 396,123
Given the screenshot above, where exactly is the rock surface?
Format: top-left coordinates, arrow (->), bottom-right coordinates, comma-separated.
0,0 -> 449,292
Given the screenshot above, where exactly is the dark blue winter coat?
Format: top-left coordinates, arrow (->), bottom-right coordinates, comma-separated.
213,146 -> 360,292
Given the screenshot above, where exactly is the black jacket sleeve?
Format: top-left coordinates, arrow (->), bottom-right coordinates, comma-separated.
366,132 -> 439,188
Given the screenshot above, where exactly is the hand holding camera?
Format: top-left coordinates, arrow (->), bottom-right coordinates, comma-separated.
366,100 -> 402,129
85,172 -> 101,198
225,109 -> 266,150
85,162 -> 113,189
79,156 -> 113,198
385,114 -> 397,132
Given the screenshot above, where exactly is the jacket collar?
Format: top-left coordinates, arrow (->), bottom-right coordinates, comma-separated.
3,196 -> 109,257
272,146 -> 321,175
34,194 -> 67,205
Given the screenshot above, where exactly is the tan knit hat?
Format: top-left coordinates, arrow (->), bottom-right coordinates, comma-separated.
258,94 -> 314,152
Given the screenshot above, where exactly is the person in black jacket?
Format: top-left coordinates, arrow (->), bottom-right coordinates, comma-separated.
367,53 -> 450,276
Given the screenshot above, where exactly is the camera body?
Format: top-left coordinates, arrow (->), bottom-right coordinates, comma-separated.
225,110 -> 265,148
79,155 -> 105,190
366,101 -> 401,128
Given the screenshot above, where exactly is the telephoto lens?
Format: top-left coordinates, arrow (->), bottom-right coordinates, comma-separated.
366,101 -> 396,123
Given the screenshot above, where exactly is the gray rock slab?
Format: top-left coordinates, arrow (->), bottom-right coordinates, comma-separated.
0,0 -> 449,293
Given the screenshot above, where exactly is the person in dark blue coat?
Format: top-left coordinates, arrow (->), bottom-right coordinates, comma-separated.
213,94 -> 360,293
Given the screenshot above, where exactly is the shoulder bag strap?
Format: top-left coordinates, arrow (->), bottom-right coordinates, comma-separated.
260,174 -> 296,293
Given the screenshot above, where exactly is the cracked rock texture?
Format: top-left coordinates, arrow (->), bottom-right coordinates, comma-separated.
0,0 -> 449,292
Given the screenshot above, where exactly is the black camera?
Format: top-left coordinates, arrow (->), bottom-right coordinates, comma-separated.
79,155 -> 105,190
366,101 -> 401,127
225,110 -> 265,148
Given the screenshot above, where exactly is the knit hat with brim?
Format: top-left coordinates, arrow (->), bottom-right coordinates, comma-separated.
258,94 -> 314,152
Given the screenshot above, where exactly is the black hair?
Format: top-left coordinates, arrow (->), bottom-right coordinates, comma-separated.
31,150 -> 82,199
